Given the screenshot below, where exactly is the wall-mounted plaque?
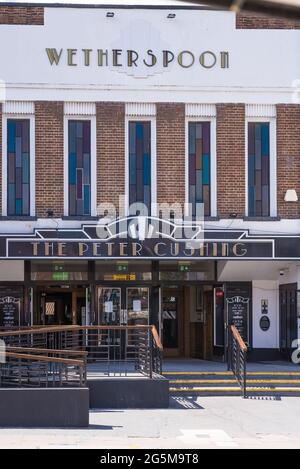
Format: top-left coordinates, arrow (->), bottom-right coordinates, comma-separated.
260,316 -> 270,332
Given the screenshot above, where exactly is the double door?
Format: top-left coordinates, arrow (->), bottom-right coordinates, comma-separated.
280,283 -> 298,359
97,286 -> 150,327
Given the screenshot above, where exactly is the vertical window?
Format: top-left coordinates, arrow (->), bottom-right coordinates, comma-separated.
129,121 -> 151,214
188,122 -> 211,217
68,120 -> 91,216
248,122 -> 270,217
7,119 -> 30,216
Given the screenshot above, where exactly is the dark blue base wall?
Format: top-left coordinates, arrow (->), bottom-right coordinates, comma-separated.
247,348 -> 284,362
0,388 -> 89,428
88,377 -> 169,409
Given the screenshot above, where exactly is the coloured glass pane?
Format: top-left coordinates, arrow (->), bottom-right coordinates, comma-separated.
129,122 -> 151,215
7,119 -> 30,216
188,122 -> 211,217
68,120 -> 91,216
248,122 -> 270,217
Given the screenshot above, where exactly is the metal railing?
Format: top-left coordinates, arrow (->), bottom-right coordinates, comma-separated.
227,325 -> 248,398
0,350 -> 86,388
0,325 -> 163,379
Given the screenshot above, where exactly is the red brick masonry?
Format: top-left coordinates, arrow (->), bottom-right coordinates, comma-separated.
0,6 -> 44,25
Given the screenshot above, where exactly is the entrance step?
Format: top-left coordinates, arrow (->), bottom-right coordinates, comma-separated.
164,371 -> 300,397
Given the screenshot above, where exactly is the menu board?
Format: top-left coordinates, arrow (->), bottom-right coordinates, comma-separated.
226,284 -> 252,344
0,287 -> 23,329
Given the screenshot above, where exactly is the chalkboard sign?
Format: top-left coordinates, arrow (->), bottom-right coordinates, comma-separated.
226,284 -> 252,344
0,287 -> 23,329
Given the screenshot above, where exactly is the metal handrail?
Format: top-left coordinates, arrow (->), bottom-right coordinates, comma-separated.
228,325 -> 248,398
0,349 -> 86,388
0,324 -> 163,379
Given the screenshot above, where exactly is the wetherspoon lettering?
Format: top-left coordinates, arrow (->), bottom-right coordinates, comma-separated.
46,48 -> 230,70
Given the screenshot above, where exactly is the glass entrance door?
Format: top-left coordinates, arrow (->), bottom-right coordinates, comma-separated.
162,288 -> 183,357
126,288 -> 149,326
98,288 -> 121,325
97,287 -> 150,326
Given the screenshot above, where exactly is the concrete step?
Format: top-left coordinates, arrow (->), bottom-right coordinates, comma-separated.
164,371 -> 300,377
165,370 -> 300,396
170,386 -> 300,397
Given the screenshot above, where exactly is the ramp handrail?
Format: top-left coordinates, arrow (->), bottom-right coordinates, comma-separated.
0,324 -> 163,379
0,348 -> 86,388
228,325 -> 248,398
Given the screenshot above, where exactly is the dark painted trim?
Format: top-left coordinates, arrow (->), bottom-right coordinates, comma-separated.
0,217 -> 37,221
247,348 -> 284,362
62,216 -> 99,221
0,2 -> 217,10
243,216 -> 281,221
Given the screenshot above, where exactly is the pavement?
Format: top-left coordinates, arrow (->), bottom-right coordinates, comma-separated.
1,396 -> 300,449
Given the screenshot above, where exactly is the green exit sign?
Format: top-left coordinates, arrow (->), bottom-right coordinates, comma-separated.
53,264 -> 65,272
117,264 -> 128,273
179,264 -> 190,272
52,272 -> 69,281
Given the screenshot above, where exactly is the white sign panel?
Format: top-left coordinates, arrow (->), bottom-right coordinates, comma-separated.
0,8 -> 298,102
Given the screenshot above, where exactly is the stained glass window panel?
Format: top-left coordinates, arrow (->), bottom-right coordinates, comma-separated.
7,119 -> 30,216
248,122 -> 270,217
68,120 -> 91,216
129,121 -> 151,215
188,122 -> 211,217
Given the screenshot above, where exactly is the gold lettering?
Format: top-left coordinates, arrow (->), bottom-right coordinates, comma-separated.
112,49 -> 122,67
79,243 -> 88,257
232,243 -> 247,257
178,51 -> 195,68
58,243 -> 66,256
132,243 -> 143,256
143,49 -> 157,67
45,243 -> 52,257
199,51 -> 217,69
120,243 -> 128,256
82,49 -> 92,66
183,245 -> 195,257
68,49 -> 77,66
127,50 -> 138,67
163,50 -> 174,67
170,243 -> 179,257
222,243 -> 229,257
213,243 -> 218,257
107,243 -> 113,256
200,243 -> 208,257
221,51 -> 229,69
32,242 -> 38,256
154,242 -> 167,257
98,49 -> 108,66
46,48 -> 63,66
93,243 -> 101,256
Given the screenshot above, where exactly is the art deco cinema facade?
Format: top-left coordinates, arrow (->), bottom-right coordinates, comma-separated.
0,3 -> 299,361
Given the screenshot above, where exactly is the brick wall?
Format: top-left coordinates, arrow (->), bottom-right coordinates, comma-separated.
277,105 -> 300,219
96,103 -> 125,215
0,6 -> 44,25
156,103 -> 185,212
35,102 -> 64,218
217,104 -> 245,218
236,12 -> 300,29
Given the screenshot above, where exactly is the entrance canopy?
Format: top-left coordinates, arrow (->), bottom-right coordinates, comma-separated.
0,216 -> 298,260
